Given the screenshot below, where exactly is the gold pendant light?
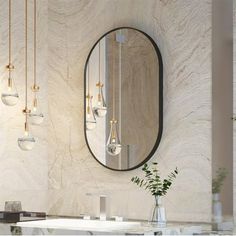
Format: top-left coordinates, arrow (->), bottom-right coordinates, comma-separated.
1,0 -> 19,106
106,36 -> 122,156
86,62 -> 96,130
29,0 -> 44,125
94,41 -> 107,118
18,0 -> 35,151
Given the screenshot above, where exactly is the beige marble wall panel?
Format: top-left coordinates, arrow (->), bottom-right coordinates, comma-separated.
48,0 -> 211,222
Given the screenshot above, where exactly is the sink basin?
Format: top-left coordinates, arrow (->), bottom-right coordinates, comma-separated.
16,218 -> 141,232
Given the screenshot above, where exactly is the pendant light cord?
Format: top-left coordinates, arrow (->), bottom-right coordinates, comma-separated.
33,0 -> 36,87
87,62 -> 90,95
112,41 -> 116,120
25,0 -> 28,115
98,42 -> 101,92
8,0 -> 12,77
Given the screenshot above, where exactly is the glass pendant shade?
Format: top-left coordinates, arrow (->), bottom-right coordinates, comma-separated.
106,119 -> 122,156
94,86 -> 107,118
18,122 -> 36,151
1,72 -> 19,106
86,95 -> 96,130
29,96 -> 44,125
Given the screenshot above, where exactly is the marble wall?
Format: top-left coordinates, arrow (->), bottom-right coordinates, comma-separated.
0,0 -> 212,222
0,0 -> 48,212
48,0 -> 211,222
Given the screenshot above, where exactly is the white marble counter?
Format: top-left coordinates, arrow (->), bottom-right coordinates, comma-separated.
11,217 -> 210,235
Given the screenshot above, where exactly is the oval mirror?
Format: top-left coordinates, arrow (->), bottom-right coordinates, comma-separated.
84,27 -> 163,171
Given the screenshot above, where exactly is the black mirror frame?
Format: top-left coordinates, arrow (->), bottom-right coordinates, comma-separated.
84,27 -> 163,171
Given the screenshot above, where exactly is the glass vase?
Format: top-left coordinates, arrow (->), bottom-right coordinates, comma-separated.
150,196 -> 166,227
212,193 -> 222,223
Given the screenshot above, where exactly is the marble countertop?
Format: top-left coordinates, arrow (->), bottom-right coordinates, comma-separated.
6,216 -> 234,235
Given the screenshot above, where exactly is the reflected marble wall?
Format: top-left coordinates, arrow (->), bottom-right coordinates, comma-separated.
48,0 -> 211,222
0,0 -> 48,212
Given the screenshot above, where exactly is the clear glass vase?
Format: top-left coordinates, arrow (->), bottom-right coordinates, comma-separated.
150,196 -> 166,227
212,193 -> 222,223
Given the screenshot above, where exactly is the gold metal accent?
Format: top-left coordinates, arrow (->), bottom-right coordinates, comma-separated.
24,122 -> 29,132
86,94 -> 93,114
31,84 -> 40,92
8,78 -> 12,88
110,119 -> 117,124
87,106 -> 90,114
6,63 -> 14,70
23,108 -> 31,114
86,94 -> 91,99
96,82 -> 104,88
33,97 -> 37,108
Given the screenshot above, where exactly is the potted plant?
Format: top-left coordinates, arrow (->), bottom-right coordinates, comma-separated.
131,162 -> 178,226
212,168 -> 227,223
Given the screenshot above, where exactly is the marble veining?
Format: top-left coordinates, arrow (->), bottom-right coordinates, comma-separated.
48,0 -> 211,222
0,0 -> 212,222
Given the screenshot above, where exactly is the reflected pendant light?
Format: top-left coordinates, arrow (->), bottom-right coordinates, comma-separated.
1,0 -> 19,106
106,37 -> 122,156
94,41 -> 107,118
86,62 -> 96,130
18,0 -> 35,151
29,0 -> 44,125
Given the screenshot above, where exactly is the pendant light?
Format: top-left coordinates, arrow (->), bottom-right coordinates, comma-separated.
94,41 -> 107,118
86,62 -> 96,130
18,0 -> 35,151
1,0 -> 19,106
29,0 -> 44,125
106,38 -> 122,156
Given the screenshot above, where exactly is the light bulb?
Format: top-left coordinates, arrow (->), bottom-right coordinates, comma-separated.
1,76 -> 19,106
29,98 -> 44,125
18,125 -> 36,151
94,87 -> 107,118
106,119 -> 122,156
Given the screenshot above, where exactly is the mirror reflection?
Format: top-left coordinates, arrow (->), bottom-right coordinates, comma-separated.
85,28 -> 162,171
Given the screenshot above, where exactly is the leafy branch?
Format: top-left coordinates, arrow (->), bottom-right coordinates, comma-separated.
131,162 -> 178,197
212,168 -> 227,194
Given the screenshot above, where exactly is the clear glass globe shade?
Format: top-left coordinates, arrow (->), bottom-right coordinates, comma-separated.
29,107 -> 44,125
94,106 -> 107,117
106,120 -> 122,156
1,93 -> 19,106
86,121 -> 96,130
1,77 -> 19,106
18,132 -> 36,151
106,142 -> 122,156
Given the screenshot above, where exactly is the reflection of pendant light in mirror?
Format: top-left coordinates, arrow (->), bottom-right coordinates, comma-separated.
106,36 -> 122,156
86,62 -> 96,130
1,0 -> 19,106
29,0 -> 44,125
18,0 -> 35,151
94,41 -> 107,118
